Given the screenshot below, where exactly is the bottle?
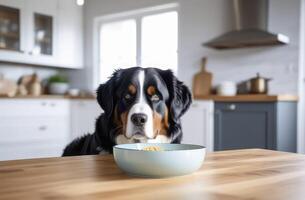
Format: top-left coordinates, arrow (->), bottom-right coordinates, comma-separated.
29,73 -> 42,96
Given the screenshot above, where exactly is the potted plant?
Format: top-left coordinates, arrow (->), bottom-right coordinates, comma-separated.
48,74 -> 69,95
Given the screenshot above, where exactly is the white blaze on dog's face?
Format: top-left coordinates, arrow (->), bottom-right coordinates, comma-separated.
126,70 -> 154,141
114,69 -> 171,144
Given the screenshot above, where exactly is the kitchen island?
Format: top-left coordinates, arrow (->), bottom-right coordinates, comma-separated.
194,94 -> 298,102
1,149 -> 305,199
194,94 -> 298,152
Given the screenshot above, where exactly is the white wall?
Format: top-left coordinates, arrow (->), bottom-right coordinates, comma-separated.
0,64 -> 59,83
297,0 -> 305,153
206,0 -> 301,95
79,0 -> 301,95
76,0 -> 232,91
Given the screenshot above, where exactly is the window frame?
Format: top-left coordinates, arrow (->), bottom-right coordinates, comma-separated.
92,3 -> 179,89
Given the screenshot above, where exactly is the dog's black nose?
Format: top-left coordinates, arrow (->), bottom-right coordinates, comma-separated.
131,113 -> 148,126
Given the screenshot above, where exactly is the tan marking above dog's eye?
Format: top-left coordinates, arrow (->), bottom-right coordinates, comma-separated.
147,86 -> 156,96
128,84 -> 136,95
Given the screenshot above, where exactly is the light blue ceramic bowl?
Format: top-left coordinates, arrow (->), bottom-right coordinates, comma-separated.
113,143 -> 206,178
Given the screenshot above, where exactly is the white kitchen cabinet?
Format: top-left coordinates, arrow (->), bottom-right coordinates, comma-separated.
181,100 -> 214,152
0,99 -> 69,116
25,0 -> 59,64
0,0 -> 28,62
0,98 -> 101,161
57,0 -> 83,68
0,0 -> 83,68
0,99 -> 70,161
70,100 -> 101,140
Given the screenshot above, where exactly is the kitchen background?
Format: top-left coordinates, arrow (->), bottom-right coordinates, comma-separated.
0,0 -> 304,160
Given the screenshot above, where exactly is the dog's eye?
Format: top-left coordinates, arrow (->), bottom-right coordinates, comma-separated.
124,94 -> 131,100
151,94 -> 160,102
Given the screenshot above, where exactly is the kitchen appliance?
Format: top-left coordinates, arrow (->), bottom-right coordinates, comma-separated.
192,57 -> 212,97
216,81 -> 237,96
204,0 -> 289,49
249,73 -> 272,94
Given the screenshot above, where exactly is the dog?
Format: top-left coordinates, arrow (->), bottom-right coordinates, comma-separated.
62,67 -> 192,156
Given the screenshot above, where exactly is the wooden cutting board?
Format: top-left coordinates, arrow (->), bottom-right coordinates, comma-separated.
192,57 -> 212,96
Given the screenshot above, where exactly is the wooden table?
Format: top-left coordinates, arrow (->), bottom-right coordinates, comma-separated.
1,149 -> 305,200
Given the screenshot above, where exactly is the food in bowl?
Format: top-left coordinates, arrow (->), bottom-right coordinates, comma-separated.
142,146 -> 163,151
113,143 -> 206,178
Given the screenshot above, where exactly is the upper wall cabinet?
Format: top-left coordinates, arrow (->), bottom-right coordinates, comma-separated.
0,5 -> 21,51
33,13 -> 53,56
57,0 -> 83,68
0,0 -> 27,62
24,0 -> 58,66
27,0 -> 57,57
0,0 -> 83,69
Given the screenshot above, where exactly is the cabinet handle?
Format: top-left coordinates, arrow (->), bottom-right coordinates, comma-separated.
228,104 -> 236,110
39,126 -> 47,131
50,103 -> 56,107
41,102 -> 47,106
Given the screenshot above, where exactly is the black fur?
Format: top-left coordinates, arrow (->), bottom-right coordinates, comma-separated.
62,67 -> 192,156
155,69 -> 192,143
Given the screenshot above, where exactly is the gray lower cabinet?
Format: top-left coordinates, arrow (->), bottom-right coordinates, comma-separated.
214,102 -> 297,152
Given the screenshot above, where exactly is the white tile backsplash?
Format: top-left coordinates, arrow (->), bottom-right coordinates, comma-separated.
0,64 -> 60,83
0,0 -> 300,96
79,0 -> 301,95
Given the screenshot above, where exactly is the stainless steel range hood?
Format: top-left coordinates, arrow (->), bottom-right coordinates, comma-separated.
204,0 -> 289,49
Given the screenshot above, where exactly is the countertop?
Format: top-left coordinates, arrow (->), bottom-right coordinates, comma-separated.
0,95 -> 96,100
1,149 -> 305,199
0,94 -> 298,102
194,94 -> 298,102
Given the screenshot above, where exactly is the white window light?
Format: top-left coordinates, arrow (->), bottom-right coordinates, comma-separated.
76,0 -> 84,6
96,4 -> 178,85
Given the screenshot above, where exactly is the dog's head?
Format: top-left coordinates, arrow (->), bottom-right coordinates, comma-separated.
97,67 -> 192,144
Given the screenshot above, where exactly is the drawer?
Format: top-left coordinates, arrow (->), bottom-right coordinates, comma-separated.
215,102 -> 274,112
0,99 -> 70,116
0,116 -> 70,143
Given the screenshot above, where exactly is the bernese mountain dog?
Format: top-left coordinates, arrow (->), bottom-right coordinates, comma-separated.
62,67 -> 192,156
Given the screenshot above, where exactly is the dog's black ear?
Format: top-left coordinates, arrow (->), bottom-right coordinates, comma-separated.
96,70 -> 122,118
158,69 -> 192,122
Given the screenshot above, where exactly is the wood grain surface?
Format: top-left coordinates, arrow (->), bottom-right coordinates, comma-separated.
1,149 -> 305,200
192,57 -> 212,96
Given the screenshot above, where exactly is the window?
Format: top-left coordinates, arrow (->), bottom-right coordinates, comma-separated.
141,12 -> 178,71
99,20 -> 137,82
97,6 -> 178,83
